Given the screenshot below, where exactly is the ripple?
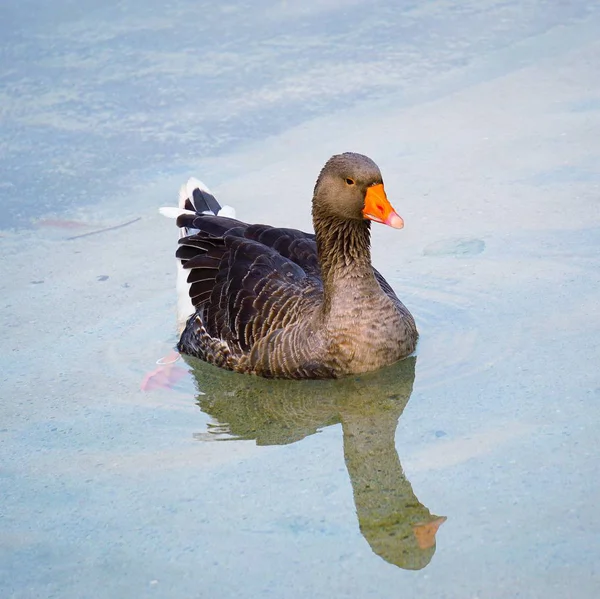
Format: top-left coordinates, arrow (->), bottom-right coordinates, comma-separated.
394,275 -> 523,390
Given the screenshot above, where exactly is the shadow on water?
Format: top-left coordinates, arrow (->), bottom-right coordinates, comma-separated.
184,356 -> 446,571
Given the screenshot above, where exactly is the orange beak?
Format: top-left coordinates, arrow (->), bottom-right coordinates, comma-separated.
412,516 -> 447,549
362,183 -> 404,229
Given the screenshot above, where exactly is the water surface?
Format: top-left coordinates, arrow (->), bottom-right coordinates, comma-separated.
1,1 -> 600,598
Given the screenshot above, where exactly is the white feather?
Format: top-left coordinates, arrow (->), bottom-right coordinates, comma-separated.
217,205 -> 236,218
178,184 -> 189,209
186,177 -> 213,201
159,206 -> 195,219
176,261 -> 195,334
169,176 -> 236,331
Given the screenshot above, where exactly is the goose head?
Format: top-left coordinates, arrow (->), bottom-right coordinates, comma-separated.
313,152 -> 404,229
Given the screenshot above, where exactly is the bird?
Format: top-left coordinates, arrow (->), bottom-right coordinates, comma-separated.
161,152 -> 418,379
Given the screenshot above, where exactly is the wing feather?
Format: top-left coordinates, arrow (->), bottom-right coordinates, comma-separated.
176,217 -> 322,354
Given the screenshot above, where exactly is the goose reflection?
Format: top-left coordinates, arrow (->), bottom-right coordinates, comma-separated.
185,356 -> 445,570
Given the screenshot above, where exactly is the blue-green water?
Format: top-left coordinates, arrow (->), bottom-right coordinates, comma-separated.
1,1 -> 599,598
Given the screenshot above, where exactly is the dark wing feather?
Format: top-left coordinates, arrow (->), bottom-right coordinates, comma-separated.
190,188 -> 221,215
176,216 -> 320,276
373,268 -> 397,299
176,213 -> 246,236
373,267 -> 414,319
242,225 -> 320,278
177,217 -> 322,353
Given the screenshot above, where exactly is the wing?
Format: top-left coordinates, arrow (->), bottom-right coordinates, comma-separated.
373,267 -> 415,321
241,224 -> 320,278
176,213 -> 320,277
176,214 -> 323,354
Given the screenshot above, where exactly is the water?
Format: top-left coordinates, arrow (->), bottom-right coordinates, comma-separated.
1,1 -> 600,598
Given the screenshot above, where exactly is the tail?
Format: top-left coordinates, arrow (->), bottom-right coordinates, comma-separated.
159,177 -> 235,232
160,177 -> 236,333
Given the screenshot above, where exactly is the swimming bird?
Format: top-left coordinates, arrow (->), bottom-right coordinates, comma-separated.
162,152 -> 417,379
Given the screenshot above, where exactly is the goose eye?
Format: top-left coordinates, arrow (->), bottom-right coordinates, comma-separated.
345,178 -> 355,185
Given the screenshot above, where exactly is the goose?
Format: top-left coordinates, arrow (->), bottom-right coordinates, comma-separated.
162,152 -> 417,379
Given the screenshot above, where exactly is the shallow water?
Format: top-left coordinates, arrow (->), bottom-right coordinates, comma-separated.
2,1 -> 600,598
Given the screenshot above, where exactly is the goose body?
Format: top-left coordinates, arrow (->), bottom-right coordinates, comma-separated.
165,153 -> 418,379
